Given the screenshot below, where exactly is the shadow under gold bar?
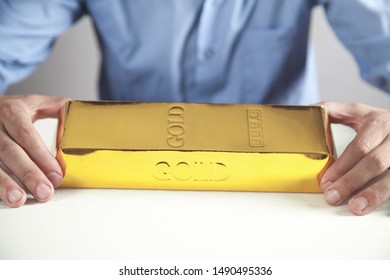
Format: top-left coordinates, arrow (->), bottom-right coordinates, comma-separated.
56,101 -> 335,192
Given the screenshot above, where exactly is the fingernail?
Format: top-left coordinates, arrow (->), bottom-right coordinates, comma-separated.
47,172 -> 62,188
36,183 -> 52,200
352,197 -> 368,211
320,181 -> 332,191
325,189 -> 340,205
7,189 -> 23,204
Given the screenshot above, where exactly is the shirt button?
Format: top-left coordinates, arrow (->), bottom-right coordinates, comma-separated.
203,49 -> 214,60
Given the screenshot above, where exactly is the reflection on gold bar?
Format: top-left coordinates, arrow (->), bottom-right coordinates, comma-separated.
56,101 -> 335,193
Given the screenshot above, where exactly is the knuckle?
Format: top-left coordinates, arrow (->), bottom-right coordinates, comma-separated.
367,153 -> 386,171
21,169 -> 39,187
365,110 -> 390,130
375,184 -> 389,201
0,172 -> 18,194
0,100 -> 24,121
0,180 -> 15,191
0,102 -> 14,119
323,164 -> 342,183
349,102 -> 364,112
341,175 -> 360,193
371,115 -> 389,128
369,184 -> 390,204
353,140 -> 371,156
23,94 -> 40,105
0,141 -> 16,157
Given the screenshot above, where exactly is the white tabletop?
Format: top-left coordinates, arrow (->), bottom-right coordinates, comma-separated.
0,119 -> 389,260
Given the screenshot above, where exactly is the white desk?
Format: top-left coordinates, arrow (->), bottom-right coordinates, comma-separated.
0,120 -> 389,260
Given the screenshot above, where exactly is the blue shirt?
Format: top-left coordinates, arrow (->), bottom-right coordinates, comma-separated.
0,0 -> 390,104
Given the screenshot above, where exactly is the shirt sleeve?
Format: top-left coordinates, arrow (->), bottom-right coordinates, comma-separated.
319,0 -> 390,93
0,0 -> 85,94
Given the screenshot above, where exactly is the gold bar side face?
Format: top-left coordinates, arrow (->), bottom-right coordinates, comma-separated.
56,101 -> 335,192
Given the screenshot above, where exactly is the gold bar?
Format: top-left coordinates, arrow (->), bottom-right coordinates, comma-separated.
56,101 -> 335,192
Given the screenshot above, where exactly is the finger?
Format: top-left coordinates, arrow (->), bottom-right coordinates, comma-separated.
1,103 -> 63,187
321,117 -> 389,188
0,160 -> 27,189
323,137 -> 390,205
319,102 -> 377,130
0,167 -> 27,208
348,169 -> 390,215
0,132 -> 54,202
22,95 -> 69,121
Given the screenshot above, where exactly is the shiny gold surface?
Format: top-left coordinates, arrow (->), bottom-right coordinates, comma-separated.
56,101 -> 335,192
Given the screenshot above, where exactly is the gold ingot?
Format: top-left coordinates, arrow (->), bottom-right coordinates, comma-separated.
56,101 -> 335,192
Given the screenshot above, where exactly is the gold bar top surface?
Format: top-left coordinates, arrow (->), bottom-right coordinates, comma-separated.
57,101 -> 334,192
60,101 -> 330,154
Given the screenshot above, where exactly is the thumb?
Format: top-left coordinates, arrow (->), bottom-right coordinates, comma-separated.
22,95 -> 70,121
318,102 -> 374,131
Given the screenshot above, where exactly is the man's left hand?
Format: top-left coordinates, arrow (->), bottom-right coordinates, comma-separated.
320,102 -> 390,215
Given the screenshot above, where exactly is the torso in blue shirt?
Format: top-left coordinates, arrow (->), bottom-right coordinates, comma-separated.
88,0 -> 318,104
0,0 -> 389,104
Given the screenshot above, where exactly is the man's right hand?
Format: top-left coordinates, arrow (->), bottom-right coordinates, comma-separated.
0,94 -> 69,207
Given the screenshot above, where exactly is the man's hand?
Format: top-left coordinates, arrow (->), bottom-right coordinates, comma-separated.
0,95 -> 68,207
320,102 -> 390,215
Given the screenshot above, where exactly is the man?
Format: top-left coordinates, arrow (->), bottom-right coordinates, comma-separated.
0,0 -> 389,215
